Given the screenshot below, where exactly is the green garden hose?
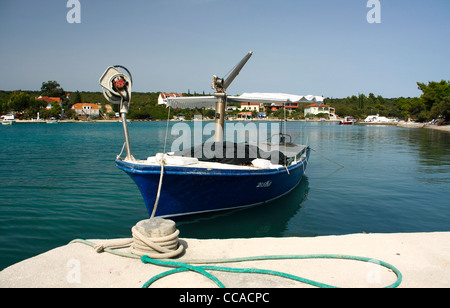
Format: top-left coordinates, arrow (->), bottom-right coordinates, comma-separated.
140,254 -> 402,288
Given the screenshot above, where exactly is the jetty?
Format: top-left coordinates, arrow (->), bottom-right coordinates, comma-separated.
1,232 -> 449,288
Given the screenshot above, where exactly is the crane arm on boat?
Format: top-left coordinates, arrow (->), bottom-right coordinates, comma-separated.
212,51 -> 253,93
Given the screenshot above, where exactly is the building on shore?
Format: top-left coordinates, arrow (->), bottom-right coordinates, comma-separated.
71,103 -> 100,117
304,103 -> 337,120
37,96 -> 62,110
238,102 -> 262,112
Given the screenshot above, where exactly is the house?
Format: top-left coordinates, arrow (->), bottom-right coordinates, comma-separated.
158,93 -> 183,105
71,103 -> 100,117
285,102 -> 299,111
37,96 -> 62,109
239,102 -> 263,112
266,103 -> 283,112
264,102 -> 299,112
237,111 -> 253,119
304,103 -> 337,119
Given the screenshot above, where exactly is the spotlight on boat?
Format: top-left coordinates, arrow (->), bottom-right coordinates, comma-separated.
99,65 -> 134,161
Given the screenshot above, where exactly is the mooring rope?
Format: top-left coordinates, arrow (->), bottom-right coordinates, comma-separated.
129,225 -> 183,258
72,219 -> 184,259
150,154 -> 166,219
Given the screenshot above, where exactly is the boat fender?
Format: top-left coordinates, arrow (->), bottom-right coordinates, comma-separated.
252,159 -> 272,169
252,159 -> 283,169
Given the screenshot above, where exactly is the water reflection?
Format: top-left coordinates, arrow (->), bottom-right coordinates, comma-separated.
399,128 -> 450,184
176,177 -> 310,239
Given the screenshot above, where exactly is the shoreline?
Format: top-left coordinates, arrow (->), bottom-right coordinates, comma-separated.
397,121 -> 450,132
11,119 -> 450,132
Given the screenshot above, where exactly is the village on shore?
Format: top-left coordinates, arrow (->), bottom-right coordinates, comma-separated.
3,92 -> 449,132
2,78 -> 449,130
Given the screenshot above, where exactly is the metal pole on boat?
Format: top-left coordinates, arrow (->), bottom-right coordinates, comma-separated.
121,106 -> 133,161
214,93 -> 226,143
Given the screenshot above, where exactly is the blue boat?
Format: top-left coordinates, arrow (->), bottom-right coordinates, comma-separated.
116,142 -> 310,218
99,53 -> 317,218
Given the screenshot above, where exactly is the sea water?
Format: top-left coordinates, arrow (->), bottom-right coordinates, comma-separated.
0,121 -> 449,270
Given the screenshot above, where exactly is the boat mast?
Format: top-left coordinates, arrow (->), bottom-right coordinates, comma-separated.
211,51 -> 253,142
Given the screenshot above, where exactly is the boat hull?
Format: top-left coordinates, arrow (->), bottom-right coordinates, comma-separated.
116,148 -> 310,218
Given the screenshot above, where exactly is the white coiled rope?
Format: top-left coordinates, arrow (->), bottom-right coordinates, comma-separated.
90,218 -> 184,259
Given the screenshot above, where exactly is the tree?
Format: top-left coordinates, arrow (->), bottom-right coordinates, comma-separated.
24,98 -> 47,119
417,80 -> 450,111
49,102 -> 62,118
358,93 -> 367,110
431,97 -> 450,122
41,81 -> 65,98
73,91 -> 82,104
368,93 -> 376,104
7,91 -> 32,112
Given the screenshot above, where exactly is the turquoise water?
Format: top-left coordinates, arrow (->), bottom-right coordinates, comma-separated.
1,121 -> 449,270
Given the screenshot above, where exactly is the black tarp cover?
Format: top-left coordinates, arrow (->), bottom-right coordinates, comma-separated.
174,142 -> 288,166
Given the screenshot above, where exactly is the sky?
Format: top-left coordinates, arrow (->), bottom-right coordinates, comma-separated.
0,0 -> 449,98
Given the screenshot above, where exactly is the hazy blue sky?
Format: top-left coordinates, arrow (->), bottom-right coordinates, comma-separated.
0,0 -> 449,98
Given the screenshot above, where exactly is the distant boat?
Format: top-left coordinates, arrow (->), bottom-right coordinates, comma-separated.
1,114 -> 15,125
46,118 -> 58,124
364,114 -> 397,123
2,120 -> 15,125
339,116 -> 357,125
100,53 -> 312,219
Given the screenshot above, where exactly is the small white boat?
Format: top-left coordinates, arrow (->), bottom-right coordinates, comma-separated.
2,120 -> 15,125
46,118 -> 58,124
339,116 -> 357,125
1,114 -> 15,125
364,114 -> 397,123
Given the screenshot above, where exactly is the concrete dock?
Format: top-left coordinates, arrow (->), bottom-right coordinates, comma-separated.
1,232 -> 449,288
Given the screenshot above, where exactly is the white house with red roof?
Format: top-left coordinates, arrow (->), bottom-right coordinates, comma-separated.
239,102 -> 263,112
71,103 -> 100,117
37,96 -> 62,110
304,103 -> 337,119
